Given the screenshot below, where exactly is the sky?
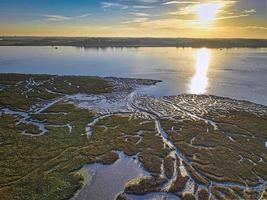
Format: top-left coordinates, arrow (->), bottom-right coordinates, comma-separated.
0,0 -> 267,38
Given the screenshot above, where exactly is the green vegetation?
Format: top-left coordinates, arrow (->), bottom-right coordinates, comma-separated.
168,175 -> 189,194
90,115 -> 170,176
125,177 -> 166,194
0,73 -> 112,111
163,155 -> 174,179
0,74 -> 170,199
16,123 -> 41,135
263,187 -> 267,199
182,193 -> 196,200
212,186 -> 240,199
115,193 -> 130,200
197,189 -> 209,200
0,103 -> 96,200
0,73 -> 266,200
0,74 -> 116,199
161,110 -> 267,187
0,106 -> 171,199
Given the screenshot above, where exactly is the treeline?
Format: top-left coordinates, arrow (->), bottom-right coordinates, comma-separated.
1,37 -> 267,48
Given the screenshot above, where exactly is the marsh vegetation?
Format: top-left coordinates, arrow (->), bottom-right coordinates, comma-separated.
0,74 -> 266,200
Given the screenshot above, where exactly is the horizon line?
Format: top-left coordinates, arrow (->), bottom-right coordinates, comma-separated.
1,36 -> 267,40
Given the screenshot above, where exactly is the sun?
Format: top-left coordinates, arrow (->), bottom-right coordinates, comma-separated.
194,2 -> 223,24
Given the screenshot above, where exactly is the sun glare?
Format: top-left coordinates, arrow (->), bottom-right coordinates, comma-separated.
194,2 -> 223,25
189,48 -> 211,94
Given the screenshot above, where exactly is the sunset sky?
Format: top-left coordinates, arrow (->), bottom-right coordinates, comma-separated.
0,0 -> 267,38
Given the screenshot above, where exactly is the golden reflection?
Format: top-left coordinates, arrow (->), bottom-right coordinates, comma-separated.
189,48 -> 211,94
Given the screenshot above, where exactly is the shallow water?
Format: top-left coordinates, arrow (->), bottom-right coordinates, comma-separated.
127,192 -> 180,200
0,46 -> 266,105
74,152 -> 149,200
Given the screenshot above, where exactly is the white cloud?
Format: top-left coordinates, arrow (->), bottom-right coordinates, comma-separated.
43,15 -> 71,21
121,17 -> 149,24
132,5 -> 154,9
167,1 -> 239,17
76,13 -> 91,18
242,9 -> 256,14
129,12 -> 150,17
101,2 -> 129,10
162,1 -> 199,5
137,0 -> 159,3
43,13 -> 91,21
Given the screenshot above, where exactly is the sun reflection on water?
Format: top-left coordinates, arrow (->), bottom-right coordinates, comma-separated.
189,48 -> 211,94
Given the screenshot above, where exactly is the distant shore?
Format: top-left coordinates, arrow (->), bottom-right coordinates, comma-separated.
1,37 -> 267,48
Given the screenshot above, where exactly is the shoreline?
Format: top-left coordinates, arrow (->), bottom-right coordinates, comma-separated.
70,167 -> 93,200
0,73 -> 265,107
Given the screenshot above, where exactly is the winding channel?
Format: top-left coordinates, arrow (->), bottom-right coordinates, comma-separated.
1,88 -> 266,199
126,91 -> 266,199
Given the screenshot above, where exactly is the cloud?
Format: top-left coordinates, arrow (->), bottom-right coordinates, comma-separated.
211,25 -> 267,31
121,17 -> 149,24
162,1 -> 199,5
43,13 -> 91,21
118,0 -> 258,31
100,0 -> 158,11
242,9 -> 256,14
167,0 -> 245,20
76,13 -> 92,18
132,5 -> 154,9
214,7 -> 256,21
137,0 -> 159,3
237,26 -> 267,31
129,12 -> 150,17
43,15 -> 72,21
101,2 -> 128,10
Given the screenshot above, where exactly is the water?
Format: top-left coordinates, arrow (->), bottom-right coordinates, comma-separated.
0,46 -> 266,105
74,152 -> 149,200
127,192 -> 180,200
